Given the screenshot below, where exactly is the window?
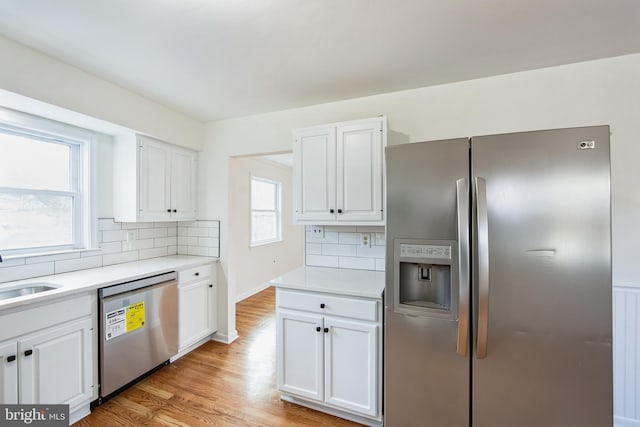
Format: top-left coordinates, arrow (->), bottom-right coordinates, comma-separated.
251,176 -> 281,246
0,108 -> 95,256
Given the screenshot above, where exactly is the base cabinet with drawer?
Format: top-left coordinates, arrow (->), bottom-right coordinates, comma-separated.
178,262 -> 218,350
276,288 -> 382,425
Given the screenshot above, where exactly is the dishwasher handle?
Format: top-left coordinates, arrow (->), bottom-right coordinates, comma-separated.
99,271 -> 177,298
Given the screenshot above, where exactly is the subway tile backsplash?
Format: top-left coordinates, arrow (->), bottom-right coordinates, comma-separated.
0,218 -> 220,283
305,225 -> 385,272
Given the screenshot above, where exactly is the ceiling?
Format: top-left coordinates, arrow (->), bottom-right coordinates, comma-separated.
1,0 -> 639,122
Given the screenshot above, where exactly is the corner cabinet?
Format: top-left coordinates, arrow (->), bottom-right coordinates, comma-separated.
114,134 -> 197,222
276,288 -> 382,426
178,262 -> 218,351
293,116 -> 386,225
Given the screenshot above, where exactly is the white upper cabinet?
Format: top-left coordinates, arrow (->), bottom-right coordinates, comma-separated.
293,117 -> 386,225
114,134 -> 198,222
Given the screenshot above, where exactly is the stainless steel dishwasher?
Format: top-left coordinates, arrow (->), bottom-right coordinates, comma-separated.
98,271 -> 178,402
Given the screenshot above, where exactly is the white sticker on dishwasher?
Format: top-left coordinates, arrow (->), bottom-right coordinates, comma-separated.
105,308 -> 126,340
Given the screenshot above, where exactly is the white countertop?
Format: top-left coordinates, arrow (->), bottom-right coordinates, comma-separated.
270,266 -> 385,299
0,255 -> 216,311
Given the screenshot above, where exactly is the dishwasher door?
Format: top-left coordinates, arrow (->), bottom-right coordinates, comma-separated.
99,276 -> 178,398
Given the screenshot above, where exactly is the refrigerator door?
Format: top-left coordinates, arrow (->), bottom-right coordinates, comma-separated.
385,138 -> 470,427
471,126 -> 612,427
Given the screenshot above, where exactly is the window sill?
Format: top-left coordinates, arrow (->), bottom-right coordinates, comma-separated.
250,239 -> 282,248
1,247 -> 102,261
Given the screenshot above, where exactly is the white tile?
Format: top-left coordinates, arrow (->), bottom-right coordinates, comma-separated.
98,218 -> 121,231
0,262 -> 54,283
177,227 -> 189,236
167,245 -> 177,255
322,244 -> 357,257
338,232 -> 361,245
26,252 -> 80,264
178,236 -> 198,246
139,247 -> 168,260
0,258 -> 26,268
198,237 -> 219,248
177,221 -> 198,227
156,221 -> 177,228
177,245 -> 188,254
305,225 -> 314,232
374,233 -> 386,246
139,228 -> 168,239
375,258 -> 386,272
356,226 -> 385,233
167,227 -> 177,237
196,220 -> 219,227
325,225 -> 357,232
125,239 -> 154,251
356,245 -> 385,258
306,254 -> 339,268
208,227 -> 220,237
121,222 -> 154,229
187,227 -> 209,237
306,231 -> 339,244
187,246 -> 209,256
102,230 -> 127,242
208,247 -> 220,257
338,256 -> 376,271
95,242 -> 122,255
155,236 -> 177,247
305,243 -> 322,255
55,256 -> 102,274
103,251 -> 139,266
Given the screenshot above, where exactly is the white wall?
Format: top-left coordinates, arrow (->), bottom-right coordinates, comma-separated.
0,35 -> 203,149
228,157 -> 303,302
200,55 -> 640,420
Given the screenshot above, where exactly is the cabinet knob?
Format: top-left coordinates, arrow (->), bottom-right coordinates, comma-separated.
24,349 -> 33,357
320,303 -> 325,309
173,209 -> 177,213
337,209 -> 343,214
209,284 -> 213,288
316,326 -> 321,332
329,209 -> 334,214
6,355 -> 16,363
323,327 -> 329,333
195,272 -> 200,276
167,209 -> 171,213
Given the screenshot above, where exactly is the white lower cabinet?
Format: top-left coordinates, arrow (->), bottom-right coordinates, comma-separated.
0,316 -> 93,412
276,288 -> 382,424
178,262 -> 218,350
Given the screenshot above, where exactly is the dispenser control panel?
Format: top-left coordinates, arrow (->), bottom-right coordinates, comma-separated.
400,244 -> 451,260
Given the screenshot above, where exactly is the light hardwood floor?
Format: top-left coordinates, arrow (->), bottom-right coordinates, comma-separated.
74,286 -> 360,426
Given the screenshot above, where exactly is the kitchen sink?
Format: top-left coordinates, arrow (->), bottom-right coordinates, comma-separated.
0,283 -> 60,300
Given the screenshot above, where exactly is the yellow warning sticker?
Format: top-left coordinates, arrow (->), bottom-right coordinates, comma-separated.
126,302 -> 145,332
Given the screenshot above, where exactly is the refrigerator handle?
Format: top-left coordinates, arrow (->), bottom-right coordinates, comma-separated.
475,177 -> 490,359
456,178 -> 470,357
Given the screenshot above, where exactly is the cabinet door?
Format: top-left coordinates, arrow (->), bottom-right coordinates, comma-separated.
179,280 -> 214,349
324,317 -> 378,417
336,119 -> 384,222
171,147 -> 197,220
139,136 -> 172,220
276,309 -> 324,401
293,127 -> 337,222
0,340 -> 18,404
19,317 -> 93,411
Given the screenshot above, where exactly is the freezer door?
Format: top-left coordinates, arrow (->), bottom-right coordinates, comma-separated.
471,126 -> 612,427
385,138 -> 470,427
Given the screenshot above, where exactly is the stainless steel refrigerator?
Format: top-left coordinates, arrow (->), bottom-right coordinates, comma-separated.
384,126 -> 612,427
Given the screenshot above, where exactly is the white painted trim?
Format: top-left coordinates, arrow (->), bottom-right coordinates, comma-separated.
280,394 -> 382,426
69,404 -> 91,425
171,335 -> 213,362
235,283 -> 272,303
212,330 -> 239,344
616,415 -> 640,427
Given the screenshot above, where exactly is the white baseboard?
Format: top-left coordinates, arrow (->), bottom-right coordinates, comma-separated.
235,283 -> 272,303
170,335 -> 213,362
212,329 -> 239,344
616,415 -> 640,427
280,394 -> 382,427
70,404 -> 91,425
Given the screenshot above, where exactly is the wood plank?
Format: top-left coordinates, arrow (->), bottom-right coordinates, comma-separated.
74,286 -> 361,426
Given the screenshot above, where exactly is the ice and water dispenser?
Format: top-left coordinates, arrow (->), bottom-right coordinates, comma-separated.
394,239 -> 458,320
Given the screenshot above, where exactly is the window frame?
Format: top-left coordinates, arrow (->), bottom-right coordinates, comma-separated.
0,107 -> 97,257
250,175 -> 282,247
